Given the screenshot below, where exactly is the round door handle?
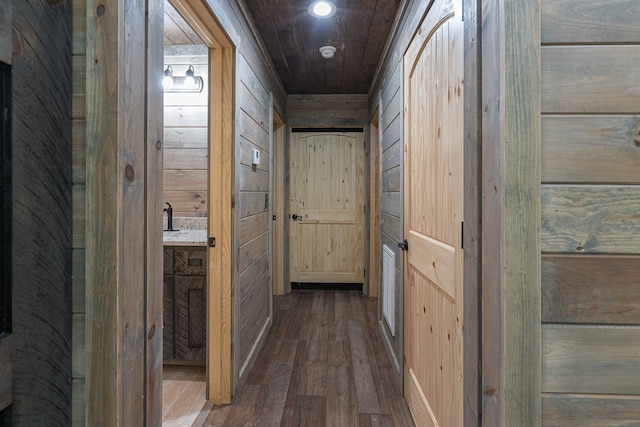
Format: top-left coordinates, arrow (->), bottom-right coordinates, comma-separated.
292,214 -> 301,220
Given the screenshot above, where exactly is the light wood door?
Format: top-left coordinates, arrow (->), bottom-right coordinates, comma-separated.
289,131 -> 365,284
403,0 -> 464,425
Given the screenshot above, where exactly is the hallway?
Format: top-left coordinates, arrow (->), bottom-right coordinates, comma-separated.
203,290 -> 415,426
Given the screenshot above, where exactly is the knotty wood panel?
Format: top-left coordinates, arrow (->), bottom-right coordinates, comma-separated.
542,46 -> 640,114
541,185 -> 640,254
164,105 -> 208,127
542,394 -> 640,427
542,325 -> 640,394
163,190 -> 207,216
164,148 -> 207,169
542,255 -> 640,325
163,170 -> 207,191
542,115 -> 640,184
164,127 -> 208,148
12,1 -> 72,423
541,0 -> 640,44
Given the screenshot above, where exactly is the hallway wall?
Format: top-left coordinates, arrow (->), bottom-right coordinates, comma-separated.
539,0 -> 640,423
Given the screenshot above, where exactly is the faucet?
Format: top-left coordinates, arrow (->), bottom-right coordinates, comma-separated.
164,202 -> 174,231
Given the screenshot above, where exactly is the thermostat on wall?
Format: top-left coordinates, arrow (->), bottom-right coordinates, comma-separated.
252,148 -> 261,166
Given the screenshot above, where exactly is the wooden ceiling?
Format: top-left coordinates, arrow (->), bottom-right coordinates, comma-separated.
164,0 -> 401,94
244,0 -> 401,94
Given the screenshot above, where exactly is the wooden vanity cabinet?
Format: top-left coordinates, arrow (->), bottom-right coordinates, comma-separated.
163,247 -> 206,364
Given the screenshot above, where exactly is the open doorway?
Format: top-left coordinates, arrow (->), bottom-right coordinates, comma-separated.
162,0 -> 234,423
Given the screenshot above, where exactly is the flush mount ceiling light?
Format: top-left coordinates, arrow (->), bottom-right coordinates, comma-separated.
319,45 -> 336,59
308,1 -> 336,18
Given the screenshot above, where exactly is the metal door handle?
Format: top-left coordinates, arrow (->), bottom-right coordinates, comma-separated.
398,239 -> 408,251
292,214 -> 301,220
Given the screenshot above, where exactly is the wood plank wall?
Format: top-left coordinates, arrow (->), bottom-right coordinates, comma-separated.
201,0 -> 287,395
71,0 -> 87,423
287,94 -> 368,128
164,46 -> 208,217
540,0 -> 640,424
11,1 -> 72,425
235,52 -> 273,386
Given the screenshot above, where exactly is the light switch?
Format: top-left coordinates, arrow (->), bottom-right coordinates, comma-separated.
252,148 -> 261,166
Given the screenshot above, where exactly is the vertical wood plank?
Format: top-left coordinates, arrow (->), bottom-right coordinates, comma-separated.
146,0 -> 164,423
463,0 -> 481,425
481,0 -> 541,425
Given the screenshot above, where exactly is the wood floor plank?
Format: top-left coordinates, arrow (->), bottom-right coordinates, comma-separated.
203,290 -> 415,426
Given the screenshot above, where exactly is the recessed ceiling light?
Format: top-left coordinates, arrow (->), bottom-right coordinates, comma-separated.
308,1 -> 336,18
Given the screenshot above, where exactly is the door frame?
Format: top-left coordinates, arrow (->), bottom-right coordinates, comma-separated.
169,0 -> 234,404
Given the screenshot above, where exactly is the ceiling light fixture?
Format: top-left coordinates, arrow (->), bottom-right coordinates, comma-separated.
319,45 -> 336,59
308,1 -> 336,18
163,64 -> 204,93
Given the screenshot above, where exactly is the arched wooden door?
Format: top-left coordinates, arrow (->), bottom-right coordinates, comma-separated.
403,0 -> 464,425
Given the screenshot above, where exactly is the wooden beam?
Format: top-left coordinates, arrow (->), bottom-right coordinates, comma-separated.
481,0 -> 541,425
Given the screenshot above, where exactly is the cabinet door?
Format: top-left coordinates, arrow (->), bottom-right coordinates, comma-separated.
175,248 -> 206,276
174,275 -> 206,361
163,275 -> 174,360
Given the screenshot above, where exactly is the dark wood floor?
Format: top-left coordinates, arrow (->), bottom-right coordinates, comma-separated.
203,290 -> 415,426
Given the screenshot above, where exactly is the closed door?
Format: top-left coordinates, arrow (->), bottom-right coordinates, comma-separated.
403,0 -> 464,425
289,131 -> 365,284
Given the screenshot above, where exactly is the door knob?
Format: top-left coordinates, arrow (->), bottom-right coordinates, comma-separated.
292,214 -> 302,220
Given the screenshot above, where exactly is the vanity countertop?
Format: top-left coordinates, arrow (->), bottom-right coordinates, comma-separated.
163,229 -> 207,246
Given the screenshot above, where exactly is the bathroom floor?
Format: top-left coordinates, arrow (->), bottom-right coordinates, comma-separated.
162,365 -> 209,426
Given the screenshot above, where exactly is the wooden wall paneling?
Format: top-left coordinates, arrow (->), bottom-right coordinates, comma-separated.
85,0 -> 157,422
72,0 -> 86,55
0,336 -> 11,412
162,190 -> 207,216
239,137 -> 269,171
542,324 -> 640,394
238,272 -> 269,339
72,314 -> 85,378
380,212 -> 402,242
541,185 -> 640,254
12,0 -> 72,423
542,255 -> 640,325
239,211 -> 270,245
0,0 -> 11,64
238,191 -> 269,217
238,253 -> 269,302
237,276 -> 270,376
239,109 -> 269,151
238,232 -> 269,274
542,46 -> 640,114
380,192 -> 401,218
272,117 -> 286,295
72,0 -> 86,423
368,112 -> 380,297
381,138 -> 402,173
541,0 -> 640,44
238,165 -> 269,192
72,55 -> 86,119
72,120 -> 86,184
164,148 -> 208,170
164,170 -> 208,190
542,394 -> 640,427
542,115 -> 640,184
164,126 -> 208,148
239,83 -> 269,133
481,0 -> 541,425
286,94 -> 369,127
463,0 -> 481,424
164,105 -> 208,127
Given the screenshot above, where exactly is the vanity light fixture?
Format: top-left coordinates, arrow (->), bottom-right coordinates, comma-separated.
163,64 -> 204,93
308,0 -> 336,18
